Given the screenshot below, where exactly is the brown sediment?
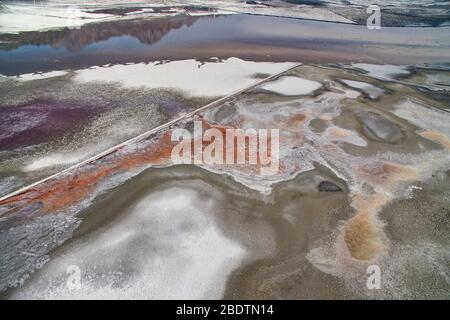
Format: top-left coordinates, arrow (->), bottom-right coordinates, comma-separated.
43,130 -> 176,211
359,161 -> 417,184
343,193 -> 390,261
202,119 -> 235,136
202,119 -> 276,167
419,130 -> 450,150
329,127 -> 351,138
284,113 -> 307,129
351,193 -> 391,215
0,118 -> 280,215
382,162 -> 417,181
343,211 -> 387,261
0,130 -> 176,215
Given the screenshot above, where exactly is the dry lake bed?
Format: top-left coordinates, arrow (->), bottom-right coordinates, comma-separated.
0,0 -> 449,300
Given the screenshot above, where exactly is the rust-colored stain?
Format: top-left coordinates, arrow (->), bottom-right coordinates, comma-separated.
359,161 -> 417,184
329,126 -> 351,138
343,193 -> 390,261
351,193 -> 390,215
0,118 -> 279,216
382,162 -> 417,181
344,211 -> 387,261
0,130 -> 176,215
419,130 -> 450,150
202,119 -> 275,166
283,113 -> 307,130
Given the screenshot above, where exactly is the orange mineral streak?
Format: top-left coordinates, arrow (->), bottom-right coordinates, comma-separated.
283,113 -> 307,131
419,130 -> 450,150
0,131 -> 176,215
351,193 -> 391,216
201,119 -> 275,167
343,193 -> 390,261
329,127 -> 351,138
0,117 -> 284,216
344,211 -> 387,261
201,119 -> 236,135
382,162 -> 417,181
359,161 -> 417,184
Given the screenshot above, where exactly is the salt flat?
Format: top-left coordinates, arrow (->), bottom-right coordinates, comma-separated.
0,0 -> 449,300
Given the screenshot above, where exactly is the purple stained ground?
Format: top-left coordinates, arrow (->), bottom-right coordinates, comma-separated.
0,100 -> 101,151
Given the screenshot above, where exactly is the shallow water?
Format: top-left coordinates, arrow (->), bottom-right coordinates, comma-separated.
1,14 -> 450,76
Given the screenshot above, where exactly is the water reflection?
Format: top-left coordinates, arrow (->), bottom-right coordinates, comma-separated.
1,14 -> 449,75
0,15 -> 199,52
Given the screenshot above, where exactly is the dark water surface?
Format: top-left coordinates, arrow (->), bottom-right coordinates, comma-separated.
1,14 -> 450,75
